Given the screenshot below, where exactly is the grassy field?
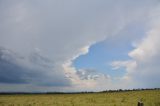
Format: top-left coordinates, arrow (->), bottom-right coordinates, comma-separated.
0,90 -> 160,106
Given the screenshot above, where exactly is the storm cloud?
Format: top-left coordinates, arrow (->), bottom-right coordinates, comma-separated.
0,47 -> 70,86
0,0 -> 160,91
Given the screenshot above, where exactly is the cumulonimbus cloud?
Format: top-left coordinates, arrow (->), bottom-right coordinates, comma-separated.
111,4 -> 160,88
0,0 -> 159,91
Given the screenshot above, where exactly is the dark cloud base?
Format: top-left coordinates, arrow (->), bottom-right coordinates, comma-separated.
0,47 -> 71,87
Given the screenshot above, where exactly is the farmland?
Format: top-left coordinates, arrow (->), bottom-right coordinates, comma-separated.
0,90 -> 160,106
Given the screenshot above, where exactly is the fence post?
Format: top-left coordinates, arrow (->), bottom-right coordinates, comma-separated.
138,101 -> 144,106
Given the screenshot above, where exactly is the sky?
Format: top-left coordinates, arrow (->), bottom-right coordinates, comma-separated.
0,0 -> 160,92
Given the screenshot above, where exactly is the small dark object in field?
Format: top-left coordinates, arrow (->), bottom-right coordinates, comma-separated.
138,101 -> 144,106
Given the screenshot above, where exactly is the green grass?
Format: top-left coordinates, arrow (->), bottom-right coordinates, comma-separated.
0,90 -> 160,106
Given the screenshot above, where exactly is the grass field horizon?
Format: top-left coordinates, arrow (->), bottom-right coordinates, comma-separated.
0,89 -> 160,106
1,1 -> 160,106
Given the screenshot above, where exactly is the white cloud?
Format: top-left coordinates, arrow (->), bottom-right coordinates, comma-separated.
111,60 -> 137,71
0,0 -> 160,91
111,4 -> 160,88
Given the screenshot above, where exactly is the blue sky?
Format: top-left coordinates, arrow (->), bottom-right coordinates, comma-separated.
74,39 -> 129,77
0,0 -> 160,92
74,22 -> 146,77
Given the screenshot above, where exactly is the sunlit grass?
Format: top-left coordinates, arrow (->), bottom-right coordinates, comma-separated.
0,90 -> 159,106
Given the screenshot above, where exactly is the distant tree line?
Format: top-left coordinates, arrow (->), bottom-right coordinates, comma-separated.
0,88 -> 159,95
101,88 -> 160,93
